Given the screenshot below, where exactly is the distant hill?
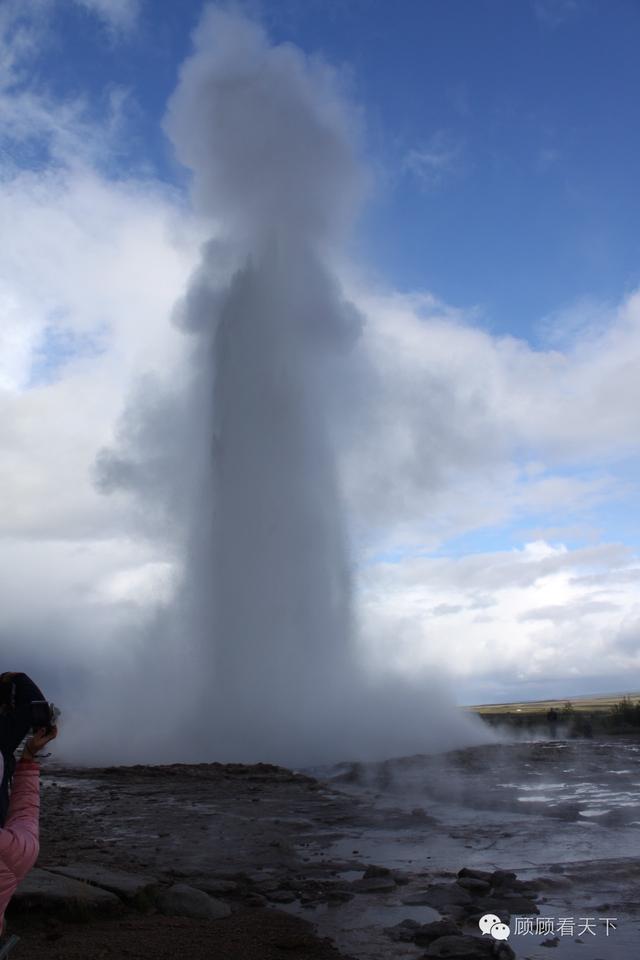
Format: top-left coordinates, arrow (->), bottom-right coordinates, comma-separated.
468,692 -> 640,715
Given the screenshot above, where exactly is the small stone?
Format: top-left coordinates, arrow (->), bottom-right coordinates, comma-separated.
541,936 -> 560,947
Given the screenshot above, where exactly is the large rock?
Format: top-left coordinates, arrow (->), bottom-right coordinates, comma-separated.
156,883 -> 231,920
11,868 -> 122,918
46,862 -> 158,902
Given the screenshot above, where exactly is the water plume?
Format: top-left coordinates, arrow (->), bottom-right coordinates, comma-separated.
87,6 -> 486,766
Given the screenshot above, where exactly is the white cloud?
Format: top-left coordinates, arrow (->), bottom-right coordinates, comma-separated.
0,0 -> 140,179
3,156 -> 640,710
0,164 -> 201,665
359,540 -> 640,699
1,1 -> 639,726
338,281 -> 640,552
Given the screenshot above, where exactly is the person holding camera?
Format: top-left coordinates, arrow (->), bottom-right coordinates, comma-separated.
0,673 -> 58,938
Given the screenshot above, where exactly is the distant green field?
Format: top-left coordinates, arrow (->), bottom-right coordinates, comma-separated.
468,692 -> 640,715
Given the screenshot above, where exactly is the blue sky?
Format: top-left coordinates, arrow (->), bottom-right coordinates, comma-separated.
34,0 -> 640,337
1,0 -> 640,709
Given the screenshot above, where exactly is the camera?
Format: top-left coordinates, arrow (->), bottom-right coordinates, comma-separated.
0,674 -> 59,733
29,701 -> 59,734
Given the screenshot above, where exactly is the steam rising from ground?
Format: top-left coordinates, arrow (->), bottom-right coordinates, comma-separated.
68,8 -> 485,765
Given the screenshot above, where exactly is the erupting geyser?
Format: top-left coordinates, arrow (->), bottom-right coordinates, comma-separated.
161,8 -> 366,762
90,7 -> 486,766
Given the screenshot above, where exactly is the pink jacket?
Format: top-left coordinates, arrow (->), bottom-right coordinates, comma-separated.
0,756 -> 40,929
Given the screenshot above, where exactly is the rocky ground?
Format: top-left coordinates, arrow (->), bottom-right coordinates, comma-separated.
3,758 -> 534,960
4,744 -> 638,959
7,761 -> 355,959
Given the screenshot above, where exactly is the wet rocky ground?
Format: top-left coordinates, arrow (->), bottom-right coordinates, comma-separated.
5,739 -> 640,959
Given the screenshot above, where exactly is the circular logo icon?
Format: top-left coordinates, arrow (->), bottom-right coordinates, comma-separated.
478,913 -> 511,940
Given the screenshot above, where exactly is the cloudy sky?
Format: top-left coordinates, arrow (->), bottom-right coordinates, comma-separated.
1,0 -> 639,710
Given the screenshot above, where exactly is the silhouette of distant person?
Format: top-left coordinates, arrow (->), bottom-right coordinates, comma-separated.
546,707 -> 559,739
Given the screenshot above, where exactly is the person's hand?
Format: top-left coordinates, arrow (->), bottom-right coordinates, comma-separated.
24,725 -> 58,759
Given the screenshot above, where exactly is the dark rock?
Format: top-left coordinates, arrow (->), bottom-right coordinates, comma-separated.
414,919 -> 462,945
155,883 -> 231,920
457,867 -> 494,883
497,896 -> 539,914
363,864 -> 392,878
491,870 -> 517,886
384,919 -> 421,942
541,936 -> 560,947
495,877 -> 537,894
456,877 -> 491,893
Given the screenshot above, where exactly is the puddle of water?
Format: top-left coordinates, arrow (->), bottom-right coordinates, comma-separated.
335,870 -> 363,882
